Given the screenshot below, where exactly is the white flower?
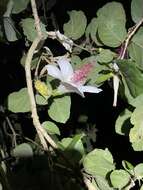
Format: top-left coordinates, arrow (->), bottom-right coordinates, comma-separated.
46,57 -> 102,97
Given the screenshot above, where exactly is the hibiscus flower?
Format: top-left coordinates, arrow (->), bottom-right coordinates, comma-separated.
46,57 -> 102,97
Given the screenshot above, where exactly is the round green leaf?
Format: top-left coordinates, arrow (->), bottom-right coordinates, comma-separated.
48,95 -> 71,123
8,88 -> 30,113
83,148 -> 115,177
97,2 -> 127,47
131,0 -> 143,23
110,169 -> 131,189
12,0 -> 30,14
63,10 -> 87,40
42,121 -> 60,135
12,143 -> 33,158
97,49 -> 115,63
134,163 -> 143,179
21,18 -> 47,42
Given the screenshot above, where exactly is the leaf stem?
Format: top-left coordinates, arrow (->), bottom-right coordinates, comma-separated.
120,17 -> 143,60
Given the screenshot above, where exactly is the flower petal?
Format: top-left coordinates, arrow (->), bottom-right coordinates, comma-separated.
57,58 -> 74,81
79,85 -> 102,93
46,65 -> 63,80
59,82 -> 84,97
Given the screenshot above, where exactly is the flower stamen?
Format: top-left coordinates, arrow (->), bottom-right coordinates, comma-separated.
71,63 -> 93,84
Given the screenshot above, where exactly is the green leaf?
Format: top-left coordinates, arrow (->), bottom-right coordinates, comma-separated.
3,17 -> 19,41
130,106 -> 143,126
140,185 -> 143,190
115,109 -> 132,136
82,56 -> 109,85
117,59 -> 143,97
66,134 -> 85,155
97,49 -> 115,63
93,176 -> 114,190
71,55 -> 82,69
48,95 -> 71,123
42,121 -> 60,135
128,42 -> 143,70
131,0 -> 143,23
130,106 -> 143,151
110,169 -> 131,189
83,148 -> 115,177
97,2 -> 127,47
119,74 -> 134,104
12,143 -> 33,158
130,127 -> 143,151
60,138 -> 72,149
122,160 -> 134,172
21,18 -> 47,42
12,0 -> 30,14
64,134 -> 85,164
35,94 -> 48,105
132,27 -> 143,49
8,88 -> 30,113
63,10 -> 87,40
134,163 -> 143,179
130,93 -> 143,108
86,18 -> 103,46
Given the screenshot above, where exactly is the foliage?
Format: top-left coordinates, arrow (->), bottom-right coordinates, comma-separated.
1,0 -> 143,189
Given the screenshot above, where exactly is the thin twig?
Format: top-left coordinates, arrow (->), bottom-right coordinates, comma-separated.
25,37 -> 48,150
25,0 -> 58,150
0,106 -> 17,147
30,0 -> 42,38
120,17 -> 143,60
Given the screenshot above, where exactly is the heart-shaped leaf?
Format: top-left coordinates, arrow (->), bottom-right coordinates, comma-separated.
8,88 -> 30,113
83,148 -> 115,177
110,169 -> 131,189
63,10 -> 87,40
97,2 -> 127,47
48,95 -> 71,123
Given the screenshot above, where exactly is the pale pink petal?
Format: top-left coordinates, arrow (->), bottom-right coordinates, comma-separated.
57,58 -> 74,81
79,85 -> 102,93
46,65 -> 63,80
